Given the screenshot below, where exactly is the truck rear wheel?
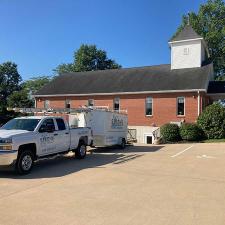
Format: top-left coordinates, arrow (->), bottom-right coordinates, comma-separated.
16,150 -> 34,175
120,138 -> 126,149
75,141 -> 87,159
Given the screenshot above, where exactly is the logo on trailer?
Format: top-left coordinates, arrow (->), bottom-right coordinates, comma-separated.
111,115 -> 123,129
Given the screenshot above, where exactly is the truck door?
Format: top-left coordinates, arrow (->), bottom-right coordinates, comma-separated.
54,118 -> 70,152
38,118 -> 57,155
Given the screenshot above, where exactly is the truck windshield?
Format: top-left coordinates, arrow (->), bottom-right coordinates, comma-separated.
1,119 -> 41,131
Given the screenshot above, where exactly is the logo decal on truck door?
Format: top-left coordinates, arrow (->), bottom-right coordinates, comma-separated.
40,135 -> 56,153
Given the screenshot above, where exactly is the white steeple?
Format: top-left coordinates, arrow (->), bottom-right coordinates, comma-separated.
169,25 -> 208,70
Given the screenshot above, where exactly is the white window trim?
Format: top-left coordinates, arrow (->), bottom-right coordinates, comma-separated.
113,97 -> 120,111
177,97 -> 185,116
65,99 -> 71,108
44,100 -> 50,109
145,97 -> 153,116
88,99 -> 94,107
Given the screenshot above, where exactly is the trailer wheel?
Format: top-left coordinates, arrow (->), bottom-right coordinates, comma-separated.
120,138 -> 126,149
75,141 -> 87,159
16,150 -> 34,175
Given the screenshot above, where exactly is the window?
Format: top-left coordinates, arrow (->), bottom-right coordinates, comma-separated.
113,97 -> 120,111
1,119 -> 41,131
44,100 -> 50,109
88,99 -> 94,107
145,97 -> 153,116
65,99 -> 71,109
183,47 -> 189,55
56,118 -> 66,130
39,119 -> 55,132
177,97 -> 185,116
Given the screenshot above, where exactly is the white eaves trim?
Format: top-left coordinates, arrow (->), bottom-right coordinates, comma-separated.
168,37 -> 203,45
34,89 -> 207,98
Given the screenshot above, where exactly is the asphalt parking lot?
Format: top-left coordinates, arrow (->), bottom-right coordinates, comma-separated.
0,143 -> 225,225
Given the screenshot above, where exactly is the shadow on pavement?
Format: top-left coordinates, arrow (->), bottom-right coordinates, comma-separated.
91,145 -> 164,153
0,145 -> 164,179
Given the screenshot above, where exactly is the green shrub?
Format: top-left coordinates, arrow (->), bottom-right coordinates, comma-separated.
160,123 -> 180,142
180,123 -> 203,141
197,103 -> 225,139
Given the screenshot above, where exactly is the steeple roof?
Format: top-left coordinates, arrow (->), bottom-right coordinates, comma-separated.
170,25 -> 203,42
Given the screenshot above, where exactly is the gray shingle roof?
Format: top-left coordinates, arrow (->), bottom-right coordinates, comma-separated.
35,63 -> 212,96
170,25 -> 203,42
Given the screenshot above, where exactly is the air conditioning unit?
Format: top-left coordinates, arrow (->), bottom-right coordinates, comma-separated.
170,121 -> 182,127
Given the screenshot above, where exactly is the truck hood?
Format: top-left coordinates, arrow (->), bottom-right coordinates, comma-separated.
0,129 -> 30,138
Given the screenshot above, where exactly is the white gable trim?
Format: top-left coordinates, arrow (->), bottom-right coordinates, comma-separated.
168,37 -> 203,45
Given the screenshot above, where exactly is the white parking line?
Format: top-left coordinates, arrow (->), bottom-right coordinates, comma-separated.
171,145 -> 194,158
197,155 -> 216,159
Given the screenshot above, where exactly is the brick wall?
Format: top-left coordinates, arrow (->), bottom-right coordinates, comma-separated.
35,92 -> 203,127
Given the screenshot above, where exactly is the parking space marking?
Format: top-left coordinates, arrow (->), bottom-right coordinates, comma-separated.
171,145 -> 194,158
197,155 -> 216,159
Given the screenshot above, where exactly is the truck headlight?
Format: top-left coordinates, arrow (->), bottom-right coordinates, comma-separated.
0,138 -> 13,144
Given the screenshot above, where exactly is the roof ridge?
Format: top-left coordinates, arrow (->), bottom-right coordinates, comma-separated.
62,64 -> 171,76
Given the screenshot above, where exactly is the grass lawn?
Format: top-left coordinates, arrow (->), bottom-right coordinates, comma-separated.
202,139 -> 225,143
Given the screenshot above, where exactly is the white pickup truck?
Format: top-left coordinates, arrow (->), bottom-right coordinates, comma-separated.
0,116 -> 93,174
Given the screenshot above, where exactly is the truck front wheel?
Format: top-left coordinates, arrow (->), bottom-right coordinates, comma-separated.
16,150 -> 34,175
75,141 -> 87,159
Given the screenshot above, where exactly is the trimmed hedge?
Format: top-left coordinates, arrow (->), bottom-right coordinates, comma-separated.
180,123 -> 203,141
160,123 -> 180,142
197,103 -> 225,139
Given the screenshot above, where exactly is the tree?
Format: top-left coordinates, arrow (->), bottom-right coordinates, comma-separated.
22,76 -> 52,95
7,76 -> 51,109
172,0 -> 225,79
197,103 -> 225,139
0,62 -> 21,112
54,44 -> 121,75
7,89 -> 33,108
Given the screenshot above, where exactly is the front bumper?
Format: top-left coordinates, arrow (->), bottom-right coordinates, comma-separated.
0,150 -> 18,166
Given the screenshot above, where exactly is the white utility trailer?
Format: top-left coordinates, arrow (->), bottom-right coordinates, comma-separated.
69,108 -> 128,148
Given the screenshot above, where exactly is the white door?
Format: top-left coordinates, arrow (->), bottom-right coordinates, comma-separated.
38,118 -> 57,155
54,118 -> 70,152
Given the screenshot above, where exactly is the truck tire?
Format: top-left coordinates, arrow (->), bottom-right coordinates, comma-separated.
75,141 -> 87,159
120,138 -> 126,149
16,150 -> 34,175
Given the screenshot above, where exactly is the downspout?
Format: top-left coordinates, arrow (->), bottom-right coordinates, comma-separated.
197,91 -> 200,116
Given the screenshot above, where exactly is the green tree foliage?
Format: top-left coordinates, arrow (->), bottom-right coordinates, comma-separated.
0,62 -> 21,112
160,123 -> 181,142
180,123 -> 203,141
54,44 -> 121,75
172,0 -> 225,79
22,76 -> 51,95
197,103 -> 225,139
7,89 -> 33,108
7,76 -> 52,108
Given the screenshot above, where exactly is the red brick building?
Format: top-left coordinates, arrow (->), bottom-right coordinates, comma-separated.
34,25 -> 222,144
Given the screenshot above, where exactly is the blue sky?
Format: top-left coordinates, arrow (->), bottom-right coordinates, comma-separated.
0,0 -> 206,80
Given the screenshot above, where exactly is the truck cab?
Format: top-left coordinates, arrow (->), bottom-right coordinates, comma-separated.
0,116 -> 92,174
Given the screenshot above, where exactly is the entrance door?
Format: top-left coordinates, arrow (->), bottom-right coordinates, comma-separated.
146,136 -> 152,144
144,134 -> 153,144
